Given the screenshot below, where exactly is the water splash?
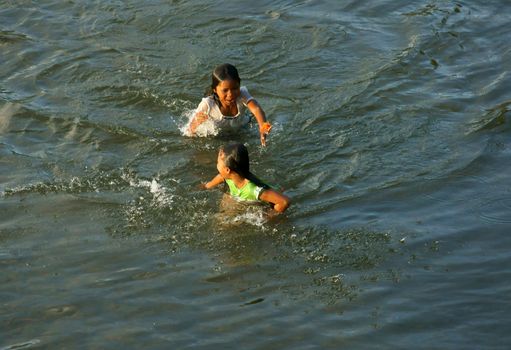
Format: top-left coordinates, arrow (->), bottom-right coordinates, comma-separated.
126,176 -> 176,207
3,168 -> 132,197
232,211 -> 267,227
179,108 -> 220,138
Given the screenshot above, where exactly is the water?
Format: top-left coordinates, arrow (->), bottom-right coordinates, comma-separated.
1,1 -> 510,348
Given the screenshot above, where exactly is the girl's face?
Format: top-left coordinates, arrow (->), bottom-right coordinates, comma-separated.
216,151 -> 230,178
214,79 -> 240,108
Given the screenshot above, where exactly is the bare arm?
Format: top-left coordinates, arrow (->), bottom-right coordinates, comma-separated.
246,99 -> 271,146
203,173 -> 224,189
259,188 -> 291,213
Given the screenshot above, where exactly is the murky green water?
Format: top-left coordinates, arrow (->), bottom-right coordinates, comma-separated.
2,1 -> 511,349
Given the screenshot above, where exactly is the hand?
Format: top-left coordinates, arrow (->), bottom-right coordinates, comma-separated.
259,122 -> 272,146
189,112 -> 209,134
196,111 -> 208,123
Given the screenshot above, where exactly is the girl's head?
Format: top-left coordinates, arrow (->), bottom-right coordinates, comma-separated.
209,63 -> 241,107
212,63 -> 241,89
217,143 -> 250,179
217,143 -> 269,189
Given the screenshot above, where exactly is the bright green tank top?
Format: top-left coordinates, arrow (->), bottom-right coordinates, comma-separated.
225,179 -> 264,201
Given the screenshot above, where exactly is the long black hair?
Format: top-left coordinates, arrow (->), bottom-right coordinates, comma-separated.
220,143 -> 268,189
206,63 -> 241,106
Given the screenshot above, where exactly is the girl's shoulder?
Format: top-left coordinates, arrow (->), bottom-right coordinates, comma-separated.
197,96 -> 216,111
240,86 -> 254,104
197,96 -> 224,121
200,95 -> 216,105
225,178 -> 264,202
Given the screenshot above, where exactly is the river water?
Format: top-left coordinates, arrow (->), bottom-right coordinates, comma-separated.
1,1 -> 510,349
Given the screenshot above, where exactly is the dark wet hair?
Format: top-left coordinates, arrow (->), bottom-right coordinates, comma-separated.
206,63 -> 241,106
220,143 -> 268,189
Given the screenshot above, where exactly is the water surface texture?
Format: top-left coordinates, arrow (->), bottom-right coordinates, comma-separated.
1,1 -> 511,349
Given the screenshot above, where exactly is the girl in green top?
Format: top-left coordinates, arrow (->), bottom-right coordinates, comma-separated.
203,143 -> 290,213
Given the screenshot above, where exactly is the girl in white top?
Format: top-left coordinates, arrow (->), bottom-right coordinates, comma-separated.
188,63 -> 272,146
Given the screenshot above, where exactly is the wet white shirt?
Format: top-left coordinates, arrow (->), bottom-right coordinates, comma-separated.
194,86 -> 253,135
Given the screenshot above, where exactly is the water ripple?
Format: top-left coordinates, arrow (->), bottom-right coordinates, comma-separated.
478,197 -> 511,224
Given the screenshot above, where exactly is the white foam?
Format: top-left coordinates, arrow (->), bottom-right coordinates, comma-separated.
149,179 -> 173,205
179,109 -> 219,138
125,174 -> 175,207
232,209 -> 267,228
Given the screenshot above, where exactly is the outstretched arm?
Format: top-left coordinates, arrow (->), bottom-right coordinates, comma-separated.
259,189 -> 291,213
247,99 -> 271,146
203,174 -> 224,189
